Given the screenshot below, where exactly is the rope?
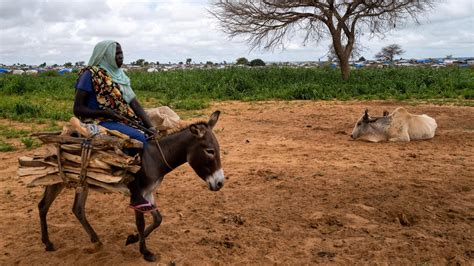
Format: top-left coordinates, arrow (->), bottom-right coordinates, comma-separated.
79,139 -> 93,186
153,137 -> 173,170
56,144 -> 68,183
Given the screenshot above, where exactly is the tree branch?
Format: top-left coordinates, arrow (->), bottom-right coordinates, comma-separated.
210,0 -> 436,79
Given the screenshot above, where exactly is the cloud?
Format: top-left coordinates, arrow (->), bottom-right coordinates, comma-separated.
0,0 -> 472,65
363,15 -> 474,59
421,0 -> 474,23
37,0 -> 110,22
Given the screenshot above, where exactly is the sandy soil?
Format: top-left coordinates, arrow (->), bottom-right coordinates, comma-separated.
0,101 -> 473,265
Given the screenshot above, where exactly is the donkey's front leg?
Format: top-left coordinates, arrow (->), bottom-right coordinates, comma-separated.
72,184 -> 102,247
135,211 -> 156,262
126,209 -> 162,245
38,183 -> 65,251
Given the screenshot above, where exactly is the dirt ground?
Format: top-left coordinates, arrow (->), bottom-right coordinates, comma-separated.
0,101 -> 473,265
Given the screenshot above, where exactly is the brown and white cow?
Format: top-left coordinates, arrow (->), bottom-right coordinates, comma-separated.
351,107 -> 437,142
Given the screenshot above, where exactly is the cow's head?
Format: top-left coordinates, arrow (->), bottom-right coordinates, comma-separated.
351,108 -> 389,142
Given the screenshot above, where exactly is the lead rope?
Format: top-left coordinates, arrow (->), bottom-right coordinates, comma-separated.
153,137 -> 173,170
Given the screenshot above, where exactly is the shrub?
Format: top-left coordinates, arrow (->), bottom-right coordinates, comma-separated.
236,57 -> 249,65
0,140 -> 14,152
21,137 -> 37,149
249,59 -> 266,67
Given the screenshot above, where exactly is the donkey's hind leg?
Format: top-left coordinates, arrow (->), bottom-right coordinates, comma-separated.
38,183 -> 65,251
125,209 -> 162,245
135,211 -> 156,262
72,184 -> 101,246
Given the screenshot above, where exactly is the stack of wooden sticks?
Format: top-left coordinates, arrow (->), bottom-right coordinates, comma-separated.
17,130 -> 144,194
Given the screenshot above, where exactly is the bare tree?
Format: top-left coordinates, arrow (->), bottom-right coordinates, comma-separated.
328,43 -> 362,63
210,0 -> 436,80
375,44 -> 404,62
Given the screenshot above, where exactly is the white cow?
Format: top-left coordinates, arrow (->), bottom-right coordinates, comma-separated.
351,107 -> 437,142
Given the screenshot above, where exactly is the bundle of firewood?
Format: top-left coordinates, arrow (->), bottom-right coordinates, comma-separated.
17,129 -> 144,194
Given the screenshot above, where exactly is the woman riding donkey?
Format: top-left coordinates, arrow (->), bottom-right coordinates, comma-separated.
74,40 -> 156,212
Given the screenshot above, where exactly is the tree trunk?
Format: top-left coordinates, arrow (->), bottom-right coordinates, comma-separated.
340,57 -> 350,80
330,32 -> 352,80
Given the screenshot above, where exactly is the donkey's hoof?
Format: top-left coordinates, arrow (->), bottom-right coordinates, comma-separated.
45,243 -> 56,252
125,234 -> 139,245
83,242 -> 103,254
143,251 -> 156,262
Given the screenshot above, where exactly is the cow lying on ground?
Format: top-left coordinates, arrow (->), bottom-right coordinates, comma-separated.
351,107 -> 437,142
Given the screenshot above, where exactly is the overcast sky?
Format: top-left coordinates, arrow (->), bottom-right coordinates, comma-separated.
0,0 -> 473,65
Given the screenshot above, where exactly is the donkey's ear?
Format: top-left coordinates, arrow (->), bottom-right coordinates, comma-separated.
190,124 -> 205,138
208,111 -> 221,129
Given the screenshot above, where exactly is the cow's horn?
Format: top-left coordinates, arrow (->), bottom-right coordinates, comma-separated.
363,108 -> 369,120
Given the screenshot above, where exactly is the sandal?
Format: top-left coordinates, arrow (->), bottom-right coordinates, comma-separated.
129,202 -> 157,213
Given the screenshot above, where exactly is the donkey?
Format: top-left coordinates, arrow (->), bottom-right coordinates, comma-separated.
38,111 -> 224,262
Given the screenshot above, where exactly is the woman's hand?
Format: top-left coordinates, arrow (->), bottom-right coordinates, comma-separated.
129,98 -> 154,129
103,109 -> 122,120
148,126 -> 158,136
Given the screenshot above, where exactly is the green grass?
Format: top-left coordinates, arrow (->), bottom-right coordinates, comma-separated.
0,66 -> 472,152
130,66 -> 473,101
0,140 -> 15,152
0,125 -> 31,138
43,121 -> 63,132
21,137 -> 39,149
0,66 -> 472,122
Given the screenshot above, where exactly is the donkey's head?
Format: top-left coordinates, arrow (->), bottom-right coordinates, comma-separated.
187,111 -> 224,191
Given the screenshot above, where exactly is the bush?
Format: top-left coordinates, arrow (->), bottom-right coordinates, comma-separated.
236,57 -> 249,65
249,59 -> 266,67
0,140 -> 14,152
21,137 -> 38,149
